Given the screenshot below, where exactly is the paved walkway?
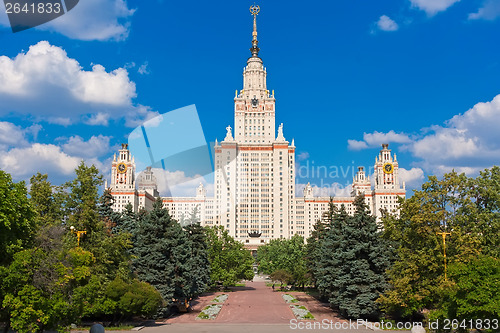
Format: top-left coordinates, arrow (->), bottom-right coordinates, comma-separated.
167,281 -> 294,324
86,282 -> 409,332
216,281 -> 294,323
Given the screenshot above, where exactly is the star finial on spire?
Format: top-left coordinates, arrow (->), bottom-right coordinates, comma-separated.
249,4 -> 260,57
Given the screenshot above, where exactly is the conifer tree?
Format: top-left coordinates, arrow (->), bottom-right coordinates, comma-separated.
307,199 -> 335,287
184,208 -> 211,297
132,198 -> 201,315
315,204 -> 349,303
315,197 -> 391,320
98,188 -> 122,233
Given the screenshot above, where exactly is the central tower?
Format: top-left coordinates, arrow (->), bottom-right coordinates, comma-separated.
213,5 -> 296,246
234,4 -> 276,144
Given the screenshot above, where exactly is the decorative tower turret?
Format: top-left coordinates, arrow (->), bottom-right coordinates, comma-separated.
111,143 -> 135,191
110,143 -> 139,212
372,143 -> 405,219
234,4 -> 276,144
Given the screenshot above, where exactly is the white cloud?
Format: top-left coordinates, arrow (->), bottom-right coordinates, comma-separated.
376,15 -> 399,31
61,135 -> 112,158
347,140 -> 369,151
85,113 -> 110,126
146,168 -> 214,197
0,122 -> 43,150
409,93 -> 500,173
0,122 -> 28,148
0,0 -> 135,41
348,130 -> 411,150
409,0 -> 461,15
0,143 -> 81,179
138,61 -> 150,75
348,94 -> 500,177
125,105 -> 160,128
398,167 -> 425,188
297,152 -> 310,161
0,41 -> 137,124
469,0 -> 500,21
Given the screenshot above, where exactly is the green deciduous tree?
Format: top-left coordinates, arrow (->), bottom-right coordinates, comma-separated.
0,170 -> 36,266
29,173 -> 61,226
205,226 -> 254,287
431,255 -> 500,330
257,234 -> 309,288
378,168 -> 500,320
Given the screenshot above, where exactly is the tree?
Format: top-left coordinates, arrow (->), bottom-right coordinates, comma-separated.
0,237 -> 94,332
315,204 -> 349,303
205,226 -> 254,287
378,169 -> 500,319
306,199 -> 334,287
99,188 -> 122,234
131,198 -> 196,315
315,197 -> 391,320
432,255 -> 500,331
29,173 -> 60,226
257,234 -> 309,288
269,269 -> 293,286
0,170 -> 36,266
184,215 -> 211,297
63,161 -> 103,239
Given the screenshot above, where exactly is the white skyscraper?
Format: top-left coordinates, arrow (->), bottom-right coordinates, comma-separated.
108,6 -> 406,250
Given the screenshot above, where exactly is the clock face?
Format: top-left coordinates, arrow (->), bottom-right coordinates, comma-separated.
251,97 -> 258,107
383,163 -> 394,174
117,163 -> 127,174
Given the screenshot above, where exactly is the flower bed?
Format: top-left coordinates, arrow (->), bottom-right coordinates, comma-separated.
282,294 -> 299,303
196,304 -> 223,320
290,304 -> 315,320
196,294 -> 229,320
212,294 -> 228,303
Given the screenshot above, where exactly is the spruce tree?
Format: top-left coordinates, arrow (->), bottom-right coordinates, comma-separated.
98,188 -> 122,234
307,199 -> 335,288
316,204 -> 349,303
315,197 -> 391,320
337,196 -> 390,319
132,198 -> 200,315
184,212 -> 211,297
118,202 -> 137,235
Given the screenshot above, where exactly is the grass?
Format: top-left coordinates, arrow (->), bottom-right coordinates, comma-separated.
302,313 -> 315,319
234,283 -> 246,287
197,313 -> 209,319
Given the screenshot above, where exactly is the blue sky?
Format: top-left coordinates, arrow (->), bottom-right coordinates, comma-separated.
1,0 -> 500,196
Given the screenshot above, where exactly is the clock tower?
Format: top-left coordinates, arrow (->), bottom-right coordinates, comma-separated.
110,143 -> 138,212
372,144 -> 405,219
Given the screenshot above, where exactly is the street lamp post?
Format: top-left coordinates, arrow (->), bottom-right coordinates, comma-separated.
70,226 -> 87,247
436,231 -> 451,281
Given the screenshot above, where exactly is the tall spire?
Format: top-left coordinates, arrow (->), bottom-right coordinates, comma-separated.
249,4 -> 260,57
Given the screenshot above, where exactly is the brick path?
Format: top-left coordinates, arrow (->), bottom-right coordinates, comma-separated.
216,281 -> 294,323
167,281 -> 348,325
167,281 -> 294,324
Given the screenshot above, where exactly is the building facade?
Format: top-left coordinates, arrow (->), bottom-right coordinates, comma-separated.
108,6 -> 406,248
